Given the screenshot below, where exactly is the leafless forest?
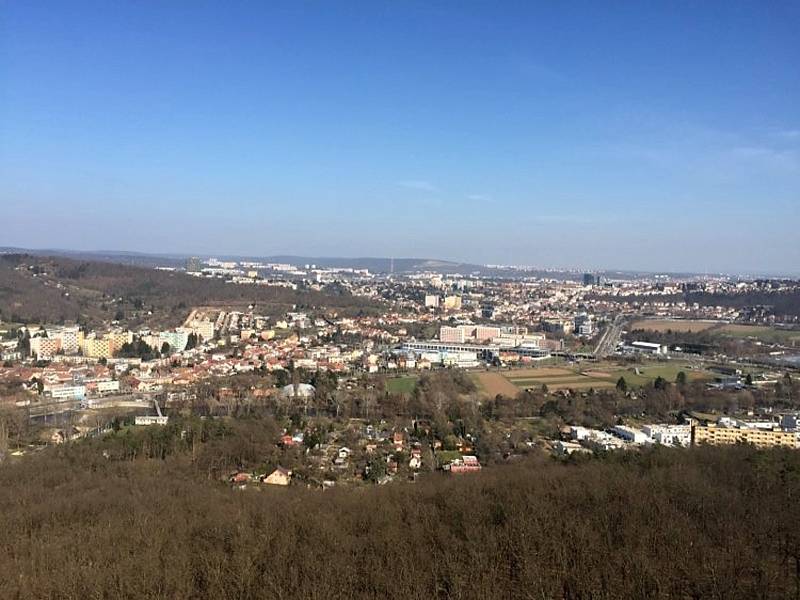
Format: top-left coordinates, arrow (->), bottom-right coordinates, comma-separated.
1,443 -> 799,599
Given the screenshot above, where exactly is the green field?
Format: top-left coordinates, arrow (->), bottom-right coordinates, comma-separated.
385,376 -> 418,394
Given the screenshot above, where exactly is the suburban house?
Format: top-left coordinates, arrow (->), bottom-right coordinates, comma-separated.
263,466 -> 292,486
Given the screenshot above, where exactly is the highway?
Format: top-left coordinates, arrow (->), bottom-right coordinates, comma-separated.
594,314 -> 625,358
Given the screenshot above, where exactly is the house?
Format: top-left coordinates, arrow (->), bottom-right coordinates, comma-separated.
263,466 -> 292,486
448,455 -> 482,473
229,472 -> 252,484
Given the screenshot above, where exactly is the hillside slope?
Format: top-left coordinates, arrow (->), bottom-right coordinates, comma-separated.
0,444 -> 797,599
0,254 -> 381,328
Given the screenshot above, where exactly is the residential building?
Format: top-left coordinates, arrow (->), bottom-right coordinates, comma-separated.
448,456 -> 482,473
439,326 -> 465,343
46,384 -> 86,400
424,294 -> 440,308
574,314 -> 594,337
693,424 -> 798,448
159,330 -> 189,352
443,296 -> 462,311
611,425 -> 649,444
83,336 -> 113,359
48,326 -> 82,355
29,337 -> 61,360
263,466 -> 292,485
642,424 -> 691,447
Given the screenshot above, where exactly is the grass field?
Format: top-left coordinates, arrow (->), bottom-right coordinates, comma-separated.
714,324 -> 800,346
629,320 -> 800,347
494,361 -> 715,393
629,319 -> 720,333
384,376 -> 418,394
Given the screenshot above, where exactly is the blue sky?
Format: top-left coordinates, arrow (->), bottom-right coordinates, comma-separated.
2,1 -> 799,273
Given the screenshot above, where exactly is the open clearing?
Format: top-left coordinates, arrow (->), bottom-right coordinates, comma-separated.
505,367 -> 574,378
583,370 -> 613,378
385,376 -> 418,394
547,380 -> 616,390
629,320 -> 800,346
472,372 -> 523,397
472,360 -> 720,396
630,319 -> 720,333
715,325 -> 800,345
500,360 -> 716,391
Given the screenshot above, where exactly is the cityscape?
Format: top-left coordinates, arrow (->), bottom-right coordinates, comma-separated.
2,251 -> 799,477
2,1 -> 799,599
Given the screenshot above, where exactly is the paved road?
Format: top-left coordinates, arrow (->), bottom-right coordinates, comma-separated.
594,314 -> 625,358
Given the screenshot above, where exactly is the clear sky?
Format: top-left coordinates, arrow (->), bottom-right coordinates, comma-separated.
2,1 -> 799,273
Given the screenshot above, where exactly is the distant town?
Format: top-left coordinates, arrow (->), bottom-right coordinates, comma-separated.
1,252 -> 799,488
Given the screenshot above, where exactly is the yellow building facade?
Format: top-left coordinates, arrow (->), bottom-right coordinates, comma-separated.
693,425 -> 798,449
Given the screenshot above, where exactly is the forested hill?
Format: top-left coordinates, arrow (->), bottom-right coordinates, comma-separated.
1,444 -> 798,599
0,254 -> 381,328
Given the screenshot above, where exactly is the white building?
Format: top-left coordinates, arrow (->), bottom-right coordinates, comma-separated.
629,341 -> 666,355
135,415 -> 169,426
95,379 -> 120,394
441,351 -> 479,368
642,424 -> 691,447
47,385 -> 86,400
159,330 -> 189,352
611,425 -> 649,444
574,314 -> 594,337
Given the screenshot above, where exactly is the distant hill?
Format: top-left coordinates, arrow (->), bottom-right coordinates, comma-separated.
0,248 -> 473,273
1,246 -> 715,280
0,254 -> 382,328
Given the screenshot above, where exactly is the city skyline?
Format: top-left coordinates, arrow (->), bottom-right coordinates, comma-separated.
2,2 -> 799,272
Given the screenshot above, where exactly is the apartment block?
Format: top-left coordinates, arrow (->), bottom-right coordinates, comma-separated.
29,337 -> 62,360
83,337 -> 113,359
439,326 -> 465,343
443,296 -> 462,311
424,295 -> 440,308
693,424 -> 798,449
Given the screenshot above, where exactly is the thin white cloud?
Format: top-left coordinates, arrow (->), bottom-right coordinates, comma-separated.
396,180 -> 438,192
775,129 -> 800,140
466,193 -> 491,202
